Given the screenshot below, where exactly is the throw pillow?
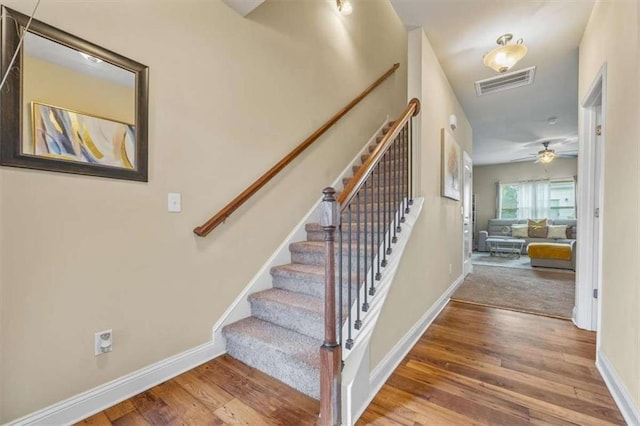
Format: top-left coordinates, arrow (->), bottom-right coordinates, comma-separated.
548,224 -> 568,239
528,218 -> 548,238
511,224 -> 528,238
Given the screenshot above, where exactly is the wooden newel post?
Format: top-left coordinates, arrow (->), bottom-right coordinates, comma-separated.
319,187 -> 341,426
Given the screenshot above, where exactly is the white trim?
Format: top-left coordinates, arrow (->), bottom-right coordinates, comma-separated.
351,273 -> 465,423
7,342 -> 223,426
462,151 -> 473,277
596,350 -> 640,426
211,119 -> 390,354
575,62 -> 607,332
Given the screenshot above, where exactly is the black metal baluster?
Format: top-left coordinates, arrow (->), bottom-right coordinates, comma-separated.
338,219 -> 343,347
409,118 -> 414,207
378,151 -> 391,267
346,204 -> 353,349
363,177 -> 369,311
376,162 -> 382,280
400,124 -> 406,223
370,168 -> 377,295
355,194 -> 362,329
395,136 -> 402,235
384,140 -> 395,255
392,136 -> 398,244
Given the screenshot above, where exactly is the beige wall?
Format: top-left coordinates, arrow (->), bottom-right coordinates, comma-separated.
473,158 -> 578,238
579,0 -> 640,409
0,0 -> 408,421
369,28 -> 472,368
22,55 -> 135,154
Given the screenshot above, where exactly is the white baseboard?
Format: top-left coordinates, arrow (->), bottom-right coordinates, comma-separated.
596,350 -> 640,426
7,343 -> 223,426
353,273 -> 465,422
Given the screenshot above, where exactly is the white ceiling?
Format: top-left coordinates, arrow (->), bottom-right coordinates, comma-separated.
24,32 -> 135,89
390,0 -> 595,165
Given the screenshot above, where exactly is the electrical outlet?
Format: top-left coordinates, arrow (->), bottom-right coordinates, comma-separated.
449,263 -> 452,274
95,329 -> 113,356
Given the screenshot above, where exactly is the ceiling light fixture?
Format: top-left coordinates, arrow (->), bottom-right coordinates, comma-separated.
538,142 -> 556,164
483,34 -> 527,74
337,0 -> 352,15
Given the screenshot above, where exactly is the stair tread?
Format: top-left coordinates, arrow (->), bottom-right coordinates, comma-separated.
290,240 -> 371,252
224,317 -> 320,368
250,288 -> 323,314
271,262 -> 325,278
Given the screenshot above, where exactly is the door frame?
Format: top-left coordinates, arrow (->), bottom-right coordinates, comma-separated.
575,63 -> 606,333
462,151 -> 473,277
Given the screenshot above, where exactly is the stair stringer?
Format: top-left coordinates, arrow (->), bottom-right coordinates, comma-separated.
340,197 -> 425,426
211,118 -> 390,355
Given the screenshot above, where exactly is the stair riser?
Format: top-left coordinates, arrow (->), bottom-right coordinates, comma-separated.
271,272 -> 360,301
290,249 -> 375,271
224,335 -> 320,399
307,228 -> 383,243
352,164 -> 408,175
250,297 -> 324,341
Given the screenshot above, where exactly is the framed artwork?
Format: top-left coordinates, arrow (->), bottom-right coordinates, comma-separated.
441,128 -> 461,200
31,102 -> 137,170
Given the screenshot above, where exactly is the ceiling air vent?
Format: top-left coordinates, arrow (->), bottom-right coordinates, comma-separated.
475,66 -> 536,96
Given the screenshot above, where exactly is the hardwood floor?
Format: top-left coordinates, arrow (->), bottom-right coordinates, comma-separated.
79,301 -> 624,425
359,301 -> 625,425
78,355 -> 320,425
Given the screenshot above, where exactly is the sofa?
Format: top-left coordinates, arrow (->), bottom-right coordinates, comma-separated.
478,218 -> 577,253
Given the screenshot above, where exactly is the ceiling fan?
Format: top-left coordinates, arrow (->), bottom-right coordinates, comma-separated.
511,141 -> 578,164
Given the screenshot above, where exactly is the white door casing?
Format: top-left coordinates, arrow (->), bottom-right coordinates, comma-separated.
575,63 -> 606,333
462,151 -> 473,277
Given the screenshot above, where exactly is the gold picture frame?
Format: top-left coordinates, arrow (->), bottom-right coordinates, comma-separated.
441,128 -> 461,200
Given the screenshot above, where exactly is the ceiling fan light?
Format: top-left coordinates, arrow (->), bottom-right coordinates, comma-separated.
483,35 -> 528,73
538,150 -> 556,164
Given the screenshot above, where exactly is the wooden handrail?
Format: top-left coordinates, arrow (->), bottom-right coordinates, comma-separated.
194,63 -> 401,237
338,98 -> 421,210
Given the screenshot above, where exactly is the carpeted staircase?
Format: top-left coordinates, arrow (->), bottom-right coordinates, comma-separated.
222,123 -> 399,399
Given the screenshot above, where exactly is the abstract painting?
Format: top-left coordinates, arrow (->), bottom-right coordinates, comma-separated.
441,128 -> 461,200
31,102 -> 136,170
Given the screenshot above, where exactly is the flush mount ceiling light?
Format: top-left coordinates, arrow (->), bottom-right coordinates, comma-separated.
337,0 -> 352,15
483,34 -> 527,73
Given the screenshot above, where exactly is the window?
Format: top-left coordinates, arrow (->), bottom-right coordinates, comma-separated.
498,178 -> 576,219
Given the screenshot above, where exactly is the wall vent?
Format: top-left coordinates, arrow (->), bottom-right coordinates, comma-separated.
475,66 -> 536,96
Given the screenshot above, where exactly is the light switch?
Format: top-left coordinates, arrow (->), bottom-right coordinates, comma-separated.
168,193 -> 181,212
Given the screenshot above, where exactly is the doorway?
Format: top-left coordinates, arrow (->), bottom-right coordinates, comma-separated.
575,63 -> 606,332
